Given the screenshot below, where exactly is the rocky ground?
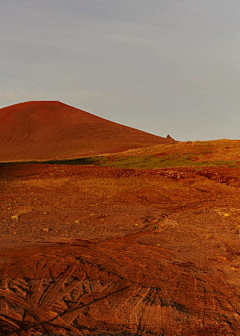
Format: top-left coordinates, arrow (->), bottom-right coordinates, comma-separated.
0,163 -> 240,335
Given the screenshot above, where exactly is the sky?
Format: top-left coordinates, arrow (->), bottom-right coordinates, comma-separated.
1,0 -> 240,141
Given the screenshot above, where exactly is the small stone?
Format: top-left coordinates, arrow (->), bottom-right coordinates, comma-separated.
134,224 -> 139,226
75,220 -> 80,224
11,215 -> 19,220
42,228 -> 50,232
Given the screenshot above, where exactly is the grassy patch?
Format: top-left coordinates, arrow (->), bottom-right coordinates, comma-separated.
42,156 -> 107,165
39,154 -> 240,169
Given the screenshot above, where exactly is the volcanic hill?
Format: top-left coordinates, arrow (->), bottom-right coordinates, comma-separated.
0,101 -> 174,162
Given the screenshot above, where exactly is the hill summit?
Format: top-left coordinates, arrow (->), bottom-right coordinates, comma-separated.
0,101 -> 174,162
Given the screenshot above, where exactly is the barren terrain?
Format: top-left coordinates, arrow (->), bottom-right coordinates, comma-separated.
0,102 -> 240,335
1,149 -> 240,335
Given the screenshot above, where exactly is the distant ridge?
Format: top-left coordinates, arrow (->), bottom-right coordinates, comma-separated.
0,101 -> 174,162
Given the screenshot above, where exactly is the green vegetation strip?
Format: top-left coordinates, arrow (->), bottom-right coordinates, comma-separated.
38,154 -> 240,169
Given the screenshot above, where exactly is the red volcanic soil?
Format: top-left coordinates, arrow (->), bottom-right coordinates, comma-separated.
0,163 -> 240,335
0,101 -> 174,162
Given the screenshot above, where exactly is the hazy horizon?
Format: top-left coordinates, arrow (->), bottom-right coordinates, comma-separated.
1,1 -> 240,141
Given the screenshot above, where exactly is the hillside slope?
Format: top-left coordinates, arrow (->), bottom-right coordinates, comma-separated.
0,101 -> 174,162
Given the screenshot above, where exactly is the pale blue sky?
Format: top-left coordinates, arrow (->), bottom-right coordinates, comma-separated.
1,0 -> 240,140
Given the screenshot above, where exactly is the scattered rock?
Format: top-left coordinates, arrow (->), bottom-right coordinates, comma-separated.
42,228 -> 50,232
